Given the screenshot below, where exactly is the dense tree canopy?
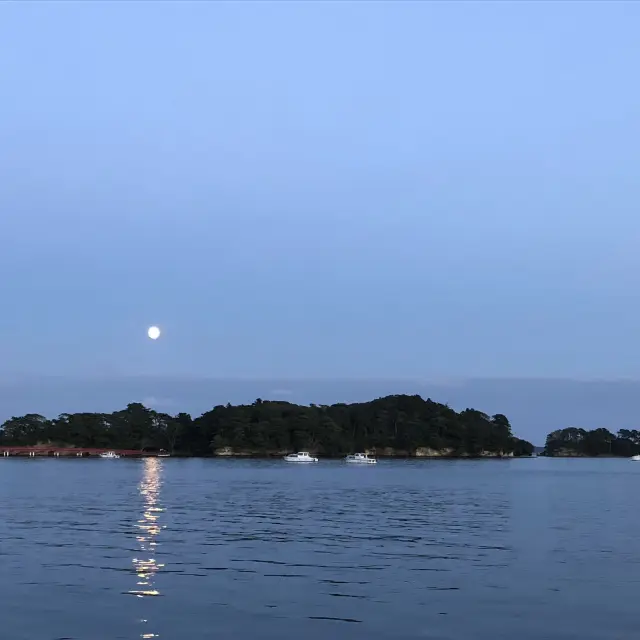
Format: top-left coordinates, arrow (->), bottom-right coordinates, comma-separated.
543,427 -> 640,457
0,395 -> 533,457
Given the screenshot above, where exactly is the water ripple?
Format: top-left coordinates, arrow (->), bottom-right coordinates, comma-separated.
1,458 -> 639,639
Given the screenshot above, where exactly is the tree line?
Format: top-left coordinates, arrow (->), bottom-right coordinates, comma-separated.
0,394 -> 534,457
543,427 -> 640,457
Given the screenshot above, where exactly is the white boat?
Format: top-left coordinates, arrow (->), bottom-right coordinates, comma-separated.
99,451 -> 120,459
631,454 -> 640,461
158,450 -> 170,458
283,451 -> 318,463
345,452 -> 377,464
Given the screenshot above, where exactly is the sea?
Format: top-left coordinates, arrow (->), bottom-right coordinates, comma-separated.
0,457 -> 638,640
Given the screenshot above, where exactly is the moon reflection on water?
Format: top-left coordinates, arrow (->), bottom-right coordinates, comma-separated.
129,457 -> 165,639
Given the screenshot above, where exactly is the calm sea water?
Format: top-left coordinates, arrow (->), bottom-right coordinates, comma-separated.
1,457 -> 638,640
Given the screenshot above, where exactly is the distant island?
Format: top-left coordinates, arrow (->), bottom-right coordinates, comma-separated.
542,427 -> 640,457
0,394 -> 534,458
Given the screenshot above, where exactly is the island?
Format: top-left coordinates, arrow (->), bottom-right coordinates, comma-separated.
542,427 -> 640,457
0,394 -> 534,458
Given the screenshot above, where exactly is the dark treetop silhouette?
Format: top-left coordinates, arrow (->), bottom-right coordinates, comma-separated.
542,427 -> 640,457
0,394 -> 534,457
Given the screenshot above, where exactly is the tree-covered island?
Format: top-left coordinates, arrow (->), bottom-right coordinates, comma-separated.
542,427 -> 640,457
0,394 -> 534,457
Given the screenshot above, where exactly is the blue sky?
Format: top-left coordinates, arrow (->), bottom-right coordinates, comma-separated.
1,1 -> 639,380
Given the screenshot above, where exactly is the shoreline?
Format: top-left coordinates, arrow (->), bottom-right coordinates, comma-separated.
0,447 -> 532,460
538,454 -> 632,459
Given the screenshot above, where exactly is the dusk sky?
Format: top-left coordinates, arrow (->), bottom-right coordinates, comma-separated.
2,1 -> 639,381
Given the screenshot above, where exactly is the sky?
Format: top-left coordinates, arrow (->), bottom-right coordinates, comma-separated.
1,1 -> 640,381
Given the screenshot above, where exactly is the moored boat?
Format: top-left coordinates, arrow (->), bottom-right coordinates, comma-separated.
99,451 -> 120,459
283,451 -> 318,463
345,452 -> 377,464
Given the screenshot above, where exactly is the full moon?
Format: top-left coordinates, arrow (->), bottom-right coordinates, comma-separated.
147,326 -> 161,340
